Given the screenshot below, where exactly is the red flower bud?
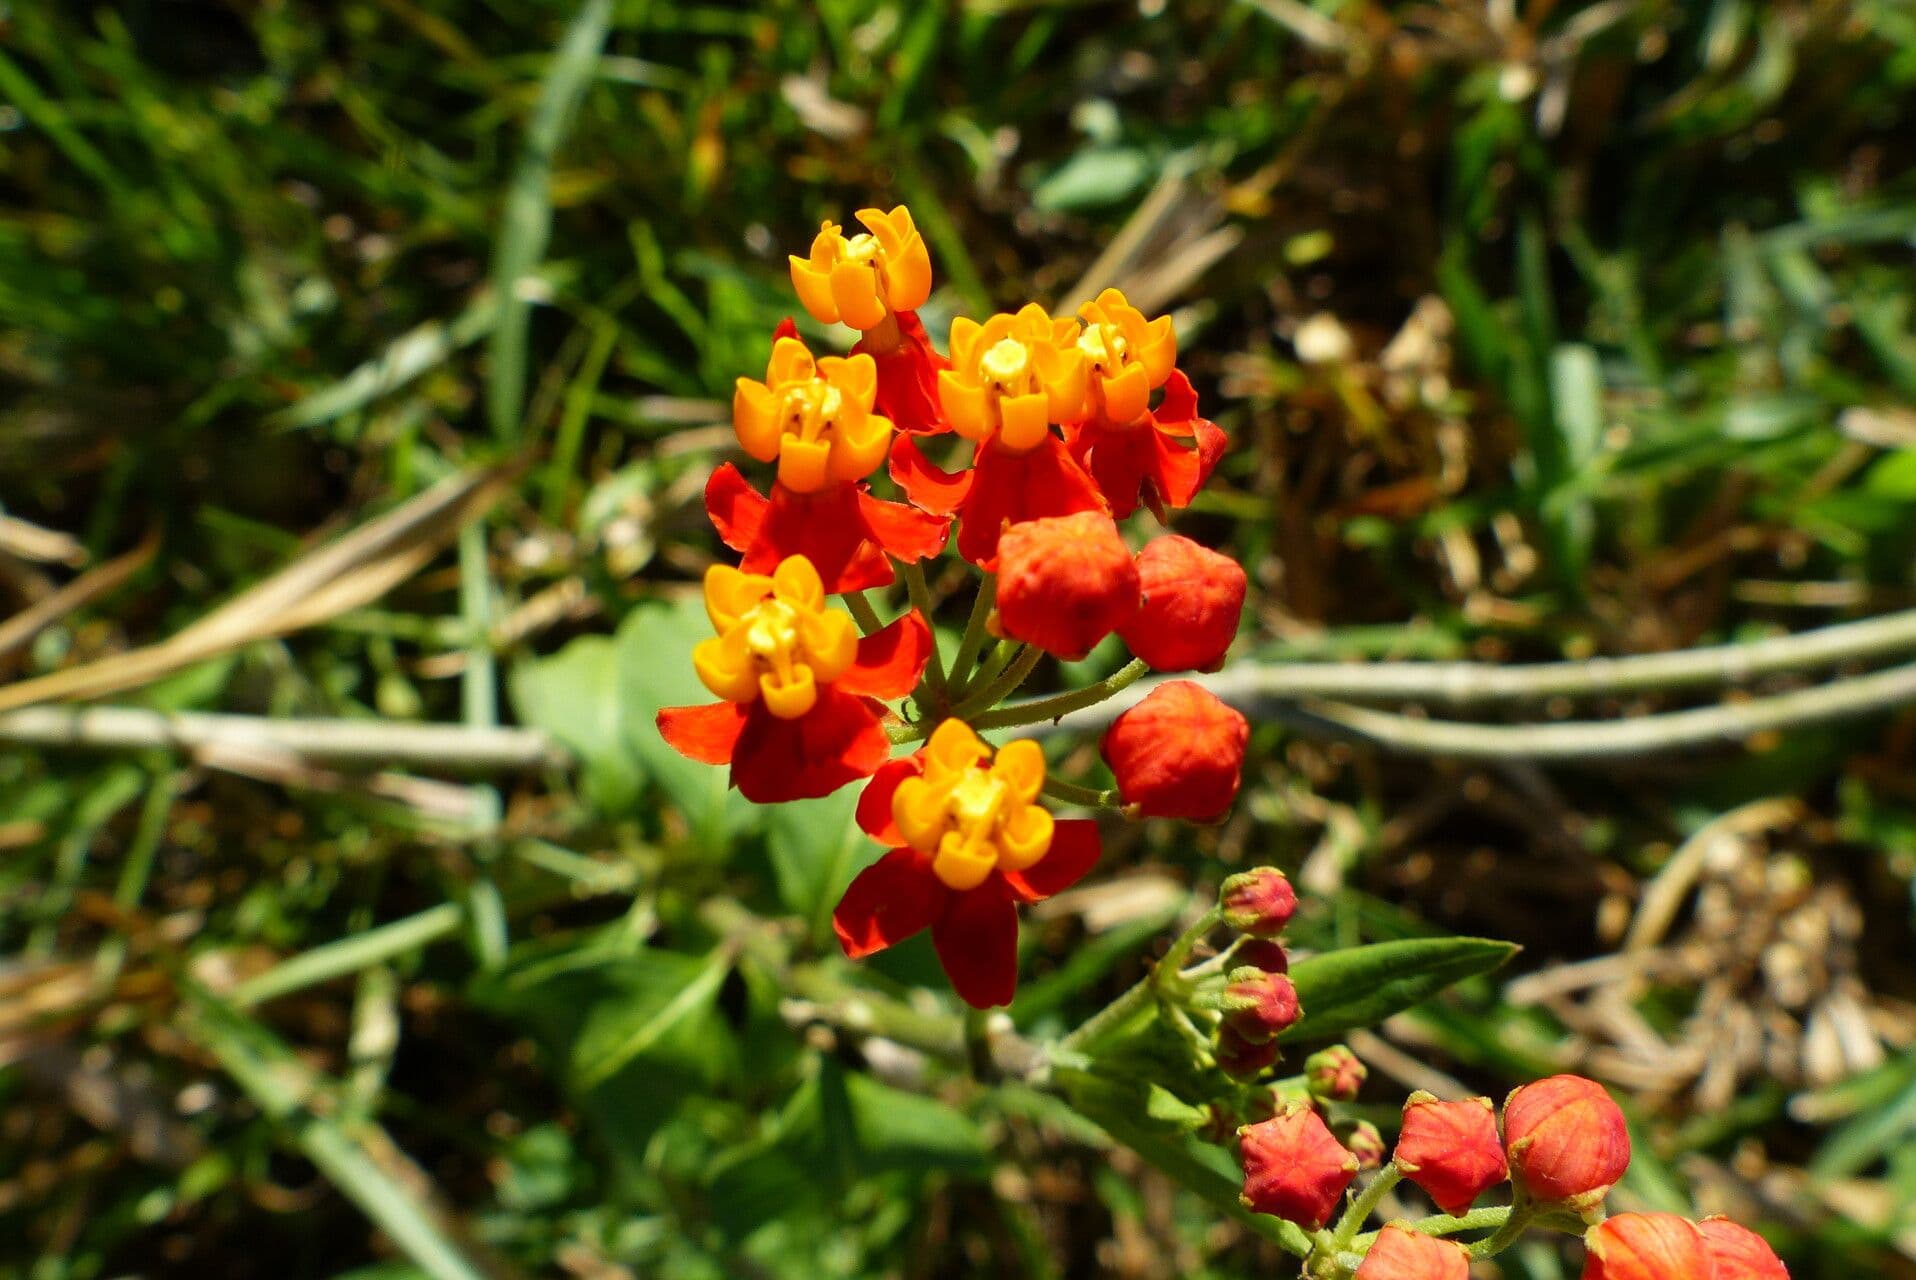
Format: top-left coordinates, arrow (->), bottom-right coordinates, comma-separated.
1344,1120 -> 1386,1170
1355,1225 -> 1471,1280
1698,1218 -> 1789,1279
1394,1093 -> 1507,1218
1118,535 -> 1246,672
994,511 -> 1138,660
1304,1045 -> 1367,1102
1100,681 -> 1249,820
1581,1214 -> 1711,1280
1218,866 -> 1297,937
1220,968 -> 1301,1043
1503,1075 -> 1631,1208
1234,938 -> 1290,974
1214,1024 -> 1279,1079
1238,1103 -> 1360,1230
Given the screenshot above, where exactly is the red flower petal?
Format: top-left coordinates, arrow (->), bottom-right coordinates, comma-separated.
656,702 -> 749,765
1156,368 -> 1199,429
743,483 -> 895,594
856,754 -> 925,845
730,687 -> 889,803
832,847 -> 948,958
933,877 -> 1020,1008
856,488 -> 950,563
956,435 -> 1109,568
704,463 -> 769,555
772,315 -> 800,343
838,609 -> 932,700
858,309 -> 949,435
1001,819 -> 1101,903
889,434 -> 973,515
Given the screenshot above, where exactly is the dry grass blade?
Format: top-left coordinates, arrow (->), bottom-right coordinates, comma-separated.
0,529 -> 158,664
0,467 -> 514,714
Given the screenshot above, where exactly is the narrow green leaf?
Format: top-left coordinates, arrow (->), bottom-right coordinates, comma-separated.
1280,937 -> 1518,1043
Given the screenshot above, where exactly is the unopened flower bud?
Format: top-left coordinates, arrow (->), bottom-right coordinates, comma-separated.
1218,867 -> 1297,937
1304,1045 -> 1367,1102
1233,938 -> 1290,974
1581,1214 -> 1711,1280
1698,1218 -> 1790,1279
1200,1102 -> 1240,1146
1344,1119 -> 1386,1169
1504,1075 -> 1631,1209
1238,1103 -> 1360,1230
1101,682 -> 1249,820
995,511 -> 1139,660
1219,968 -> 1301,1043
1214,1024 -> 1278,1079
1394,1093 -> 1507,1218
1118,535 -> 1246,672
1355,1224 -> 1471,1280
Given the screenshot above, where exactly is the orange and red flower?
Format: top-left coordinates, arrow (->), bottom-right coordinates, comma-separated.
707,328 -> 948,594
1061,290 -> 1226,521
789,207 -> 947,435
833,719 -> 1100,1008
890,304 -> 1108,567
657,557 -> 930,804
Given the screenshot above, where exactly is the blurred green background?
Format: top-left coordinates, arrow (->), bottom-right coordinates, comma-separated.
2,0 -> 1916,1276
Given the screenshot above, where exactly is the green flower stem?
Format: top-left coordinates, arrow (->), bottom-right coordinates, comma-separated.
896,563 -> 947,700
1154,905 -> 1222,991
1351,1206 -> 1510,1249
1330,1163 -> 1403,1253
945,574 -> 997,696
969,657 -> 1149,732
844,590 -> 885,636
956,645 -> 1043,717
966,638 -> 1020,695
1467,1200 -> 1538,1258
1040,776 -> 1119,809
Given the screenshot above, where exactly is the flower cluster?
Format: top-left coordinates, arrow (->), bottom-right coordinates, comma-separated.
1238,1062 -> 1790,1277
658,205 -> 1251,1007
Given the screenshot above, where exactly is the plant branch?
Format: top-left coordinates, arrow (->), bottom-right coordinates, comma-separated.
969,658 -> 1150,733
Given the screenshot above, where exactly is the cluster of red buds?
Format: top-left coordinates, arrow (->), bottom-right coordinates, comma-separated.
1238,1067 -> 1790,1277
656,206 -> 1253,1008
1201,868 -> 1302,1078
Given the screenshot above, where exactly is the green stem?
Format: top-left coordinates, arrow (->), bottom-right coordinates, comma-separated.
1331,1164 -> 1403,1252
895,563 -> 948,702
970,657 -> 1149,732
946,574 -> 997,696
1351,1206 -> 1510,1249
1467,1198 -> 1538,1258
844,590 -> 885,637
1041,776 -> 1120,809
1154,906 -> 1222,989
955,645 -> 1043,717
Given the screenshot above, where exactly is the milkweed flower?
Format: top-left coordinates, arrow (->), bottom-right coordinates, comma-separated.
1238,1103 -> 1360,1229
1214,1023 -> 1279,1078
995,511 -> 1139,660
1101,681 -> 1249,820
1393,1093 -> 1507,1218
1304,1045 -> 1366,1102
788,207 -> 947,435
708,326 -> 948,594
890,304 -> 1108,567
1355,1225 -> 1470,1280
656,557 -> 930,804
1698,1218 -> 1790,1278
1217,967 -> 1301,1043
1503,1075 -> 1631,1210
1119,535 -> 1246,672
1581,1214 -> 1712,1280
1219,867 -> 1297,936
832,719 -> 1100,1008
1061,290 -> 1226,520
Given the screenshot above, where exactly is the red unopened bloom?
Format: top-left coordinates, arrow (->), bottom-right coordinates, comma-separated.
788,207 -> 947,434
1356,1225 -> 1471,1280
1394,1093 -> 1507,1218
1234,938 -> 1290,974
832,719 -> 1100,1008
1101,681 -> 1249,820
1345,1120 -> 1387,1170
1582,1214 -> 1712,1280
1214,1024 -> 1278,1078
1698,1218 -> 1789,1279
656,557 -> 930,804
1119,535 -> 1246,672
1219,867 -> 1297,937
1238,1104 -> 1360,1229
709,328 -> 948,594
1304,1045 -> 1366,1102
1219,968 -> 1301,1043
995,512 -> 1139,659
891,304 -> 1108,567
1062,290 -> 1225,520
1504,1075 -> 1632,1210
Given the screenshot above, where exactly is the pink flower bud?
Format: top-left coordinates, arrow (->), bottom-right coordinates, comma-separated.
1220,968 -> 1301,1043
1698,1218 -> 1789,1279
1355,1225 -> 1471,1280
1503,1074 -> 1631,1209
1581,1214 -> 1711,1280
1214,1024 -> 1278,1079
1233,938 -> 1290,974
1304,1045 -> 1367,1102
1218,867 -> 1297,937
1344,1120 -> 1386,1170
1238,1103 -> 1360,1230
1394,1093 -> 1507,1218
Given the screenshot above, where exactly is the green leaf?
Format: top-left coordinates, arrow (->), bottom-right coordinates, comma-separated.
764,788 -> 868,946
1144,1084 -> 1209,1133
1280,937 -> 1518,1043
1031,148 -> 1152,212
508,634 -> 642,815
